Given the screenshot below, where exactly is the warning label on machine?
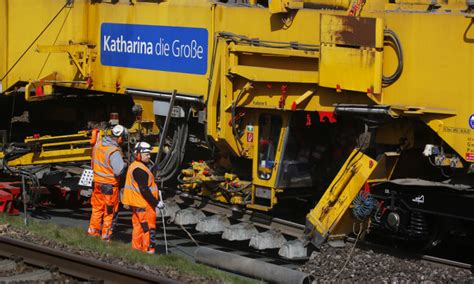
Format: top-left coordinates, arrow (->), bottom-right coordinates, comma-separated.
101,23 -> 208,75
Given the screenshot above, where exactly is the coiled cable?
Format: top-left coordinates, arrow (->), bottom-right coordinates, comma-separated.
352,190 -> 377,220
382,29 -> 404,86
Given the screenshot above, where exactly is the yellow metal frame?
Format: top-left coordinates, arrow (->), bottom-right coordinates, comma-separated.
247,111 -> 289,211
7,148 -> 92,166
36,43 -> 95,79
306,149 -> 377,244
269,0 -> 351,14
5,132 -> 93,166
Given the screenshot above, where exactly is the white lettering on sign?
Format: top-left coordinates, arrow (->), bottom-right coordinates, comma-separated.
103,36 -> 154,55
172,40 -> 204,59
103,36 -> 205,59
101,23 -> 208,75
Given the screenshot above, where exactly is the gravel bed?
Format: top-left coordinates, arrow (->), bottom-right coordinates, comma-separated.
300,242 -> 474,282
0,257 -> 78,282
0,258 -> 34,277
0,224 -> 220,283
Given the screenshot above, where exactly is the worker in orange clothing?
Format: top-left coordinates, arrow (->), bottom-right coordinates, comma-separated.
88,124 -> 127,241
122,142 -> 164,254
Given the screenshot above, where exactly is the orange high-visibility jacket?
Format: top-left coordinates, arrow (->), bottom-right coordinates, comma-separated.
92,140 -> 120,186
122,161 -> 158,208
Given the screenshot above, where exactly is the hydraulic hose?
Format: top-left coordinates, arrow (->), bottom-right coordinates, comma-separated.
382,29 -> 404,86
155,125 -> 181,182
155,110 -> 190,183
2,143 -> 43,204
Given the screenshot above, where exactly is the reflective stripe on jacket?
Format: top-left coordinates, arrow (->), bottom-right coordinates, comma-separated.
92,140 -> 120,186
122,161 -> 158,208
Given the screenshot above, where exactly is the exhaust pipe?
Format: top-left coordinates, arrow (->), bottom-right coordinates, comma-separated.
194,247 -> 314,284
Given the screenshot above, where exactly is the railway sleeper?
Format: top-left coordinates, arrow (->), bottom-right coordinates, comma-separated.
0,269 -> 53,283
0,259 -> 16,273
171,206 -> 309,259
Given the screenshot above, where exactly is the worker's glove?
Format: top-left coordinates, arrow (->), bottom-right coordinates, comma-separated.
156,201 -> 165,210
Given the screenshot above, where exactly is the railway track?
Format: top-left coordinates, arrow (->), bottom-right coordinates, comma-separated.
15,201 -> 313,283
172,195 -> 474,272
345,236 -> 473,271
12,192 -> 473,283
168,193 -> 312,261
420,255 -> 472,270
0,257 -> 70,283
29,200 -> 308,266
0,236 -> 177,283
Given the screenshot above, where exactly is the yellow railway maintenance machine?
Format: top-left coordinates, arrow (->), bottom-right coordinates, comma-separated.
1,0 -> 473,257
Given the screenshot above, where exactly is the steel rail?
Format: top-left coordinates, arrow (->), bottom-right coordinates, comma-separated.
345,236 -> 473,271
0,236 -> 178,284
173,193 -> 305,238
419,255 -> 472,270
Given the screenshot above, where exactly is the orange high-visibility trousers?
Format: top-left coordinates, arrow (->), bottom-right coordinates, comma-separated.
88,182 -> 119,240
131,206 -> 156,253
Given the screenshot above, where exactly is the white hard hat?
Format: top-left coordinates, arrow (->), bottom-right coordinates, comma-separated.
111,124 -> 126,137
134,142 -> 152,153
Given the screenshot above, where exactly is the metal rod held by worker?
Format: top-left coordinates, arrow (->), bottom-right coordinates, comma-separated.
159,188 -> 168,254
153,89 -> 177,176
160,210 -> 168,254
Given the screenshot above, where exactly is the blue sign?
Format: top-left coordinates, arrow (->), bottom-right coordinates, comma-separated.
101,23 -> 208,75
470,114 -> 474,130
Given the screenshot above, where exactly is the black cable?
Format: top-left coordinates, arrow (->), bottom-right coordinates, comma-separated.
162,113 -> 189,182
157,127 -> 181,180
382,29 -> 404,86
156,126 -> 178,170
155,109 -> 191,183
3,146 -> 42,205
0,2 -> 70,81
158,128 -> 183,182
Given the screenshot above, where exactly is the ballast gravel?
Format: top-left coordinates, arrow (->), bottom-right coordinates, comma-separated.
300,242 -> 474,283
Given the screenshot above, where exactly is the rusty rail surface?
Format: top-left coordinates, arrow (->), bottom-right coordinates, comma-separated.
0,236 -> 178,284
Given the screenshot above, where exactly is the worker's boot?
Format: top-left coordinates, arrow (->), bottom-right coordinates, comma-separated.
87,227 -> 101,237
146,246 -> 156,254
